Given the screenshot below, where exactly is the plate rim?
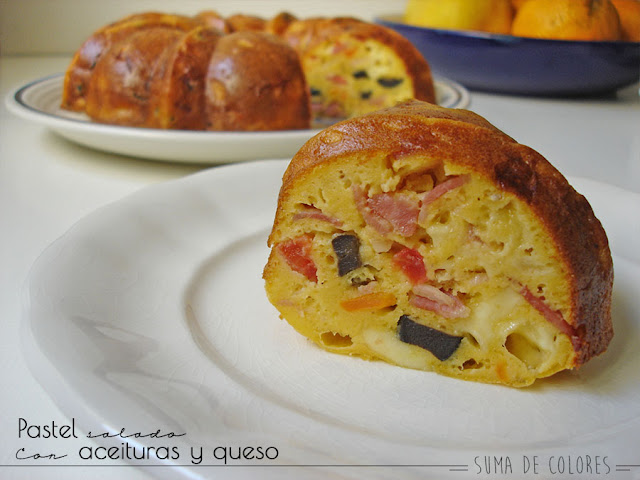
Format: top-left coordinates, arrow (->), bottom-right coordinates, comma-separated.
5,73 -> 470,164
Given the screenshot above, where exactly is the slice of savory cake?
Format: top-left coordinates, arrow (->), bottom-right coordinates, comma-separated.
263,100 -> 613,387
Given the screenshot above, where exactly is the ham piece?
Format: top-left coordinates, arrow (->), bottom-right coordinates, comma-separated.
410,283 -> 470,319
292,204 -> 343,227
519,285 -> 575,337
352,185 -> 419,237
418,175 -> 469,223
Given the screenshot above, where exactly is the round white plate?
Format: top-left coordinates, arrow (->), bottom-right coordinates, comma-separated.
6,74 -> 470,164
22,160 -> 640,479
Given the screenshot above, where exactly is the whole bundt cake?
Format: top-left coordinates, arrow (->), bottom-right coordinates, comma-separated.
263,99 -> 613,388
61,11 -> 436,130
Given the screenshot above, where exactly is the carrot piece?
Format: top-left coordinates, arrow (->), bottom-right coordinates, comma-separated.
340,292 -> 396,312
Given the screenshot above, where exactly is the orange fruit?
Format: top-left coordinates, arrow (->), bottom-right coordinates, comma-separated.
610,0 -> 640,40
511,0 -> 531,9
405,0 -> 514,35
512,0 -> 623,40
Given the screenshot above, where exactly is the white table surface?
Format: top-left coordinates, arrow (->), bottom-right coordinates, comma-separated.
1,55 -> 639,480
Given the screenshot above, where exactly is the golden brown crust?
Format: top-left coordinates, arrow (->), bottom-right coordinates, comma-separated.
272,99 -> 613,366
493,146 -> 614,365
84,26 -> 224,129
74,23 -> 310,131
266,12 -> 298,36
281,17 -> 364,52
194,10 -> 232,33
205,32 -> 311,131
85,27 -> 185,126
156,27 -> 223,129
61,13 -> 202,112
226,14 -> 267,32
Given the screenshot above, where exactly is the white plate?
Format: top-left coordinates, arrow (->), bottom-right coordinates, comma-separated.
22,160 -> 640,479
6,74 -> 470,164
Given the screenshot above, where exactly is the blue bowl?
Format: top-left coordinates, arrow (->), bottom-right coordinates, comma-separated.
377,16 -> 640,96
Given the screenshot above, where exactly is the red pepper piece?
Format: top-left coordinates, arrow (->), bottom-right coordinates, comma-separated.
276,235 -> 317,282
393,248 -> 428,284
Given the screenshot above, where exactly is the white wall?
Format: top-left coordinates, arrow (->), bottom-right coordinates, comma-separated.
0,0 -> 404,55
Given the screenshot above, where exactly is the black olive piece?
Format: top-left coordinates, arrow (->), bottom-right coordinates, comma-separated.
332,234 -> 362,276
310,87 -> 322,96
360,91 -> 372,100
397,315 -> 462,361
377,77 -> 404,88
352,70 -> 369,79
